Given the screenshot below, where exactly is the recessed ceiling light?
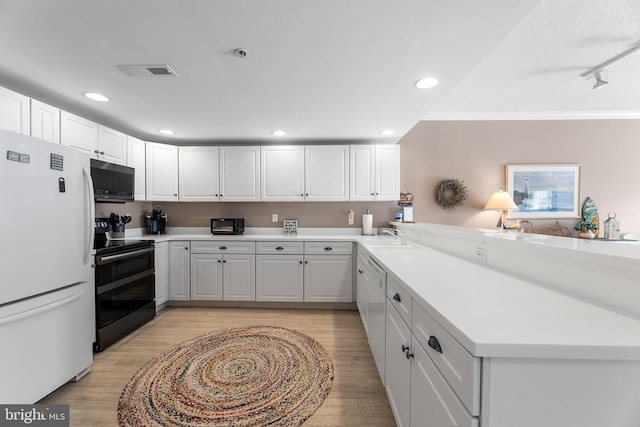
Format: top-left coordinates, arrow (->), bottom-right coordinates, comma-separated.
83,92 -> 110,102
158,129 -> 175,135
271,130 -> 286,137
415,77 -> 439,89
380,129 -> 395,136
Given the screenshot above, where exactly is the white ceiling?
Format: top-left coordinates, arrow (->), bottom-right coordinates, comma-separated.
0,0 -> 638,144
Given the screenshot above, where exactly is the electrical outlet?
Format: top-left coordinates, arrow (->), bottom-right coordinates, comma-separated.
271,214 -> 278,223
474,247 -> 487,263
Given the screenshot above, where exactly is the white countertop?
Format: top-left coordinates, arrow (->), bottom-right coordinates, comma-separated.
361,240 -> 640,360
122,225 -> 640,361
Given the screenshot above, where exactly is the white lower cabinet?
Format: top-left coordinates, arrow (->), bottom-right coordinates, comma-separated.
154,241 -> 169,308
385,299 -> 479,427
385,300 -> 412,427
169,241 -> 190,301
190,241 -> 256,301
410,335 -> 477,427
190,253 -> 223,300
303,241 -> 353,302
256,254 -> 304,302
356,251 -> 370,334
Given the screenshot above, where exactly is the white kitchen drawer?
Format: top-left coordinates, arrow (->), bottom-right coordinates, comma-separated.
256,241 -> 304,255
411,335 -> 478,427
387,274 -> 412,327
304,241 -> 353,255
412,301 -> 481,416
191,241 -> 255,254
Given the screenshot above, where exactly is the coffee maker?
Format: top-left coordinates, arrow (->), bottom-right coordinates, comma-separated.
146,205 -> 167,234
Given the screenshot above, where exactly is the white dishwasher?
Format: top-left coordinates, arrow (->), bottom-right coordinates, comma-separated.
367,256 -> 387,383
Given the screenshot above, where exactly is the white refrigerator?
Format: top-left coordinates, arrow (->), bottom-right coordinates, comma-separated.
0,130 -> 95,403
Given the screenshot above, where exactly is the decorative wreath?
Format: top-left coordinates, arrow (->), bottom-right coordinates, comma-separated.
434,179 -> 468,210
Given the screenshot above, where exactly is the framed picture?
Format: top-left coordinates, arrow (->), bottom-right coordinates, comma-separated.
506,164 -> 581,219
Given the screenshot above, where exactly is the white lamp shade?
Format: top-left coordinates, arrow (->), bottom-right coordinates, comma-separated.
484,189 -> 518,210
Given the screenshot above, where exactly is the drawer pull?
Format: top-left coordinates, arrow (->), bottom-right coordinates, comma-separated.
275,246 -> 284,251
324,247 -> 333,251
393,293 -> 401,303
428,335 -> 443,353
219,246 -> 227,250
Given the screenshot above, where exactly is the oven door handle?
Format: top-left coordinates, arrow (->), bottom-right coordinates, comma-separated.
96,246 -> 155,265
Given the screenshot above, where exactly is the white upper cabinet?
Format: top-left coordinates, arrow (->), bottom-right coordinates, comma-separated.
30,100 -> 60,143
375,145 -> 401,201
97,125 -> 127,165
61,113 -> 127,164
126,136 -> 146,201
179,146 -> 220,201
350,145 -> 400,201
146,141 -> 178,201
60,111 -> 99,157
261,146 -> 305,201
220,146 -> 261,201
305,145 -> 349,201
0,86 -> 30,135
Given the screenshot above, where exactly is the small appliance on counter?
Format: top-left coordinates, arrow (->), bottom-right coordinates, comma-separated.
211,218 -> 245,235
146,205 -> 167,234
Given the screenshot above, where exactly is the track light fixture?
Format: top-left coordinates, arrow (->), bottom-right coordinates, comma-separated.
581,43 -> 640,89
592,69 -> 608,89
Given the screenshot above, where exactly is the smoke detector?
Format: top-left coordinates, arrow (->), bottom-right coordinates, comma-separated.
116,64 -> 179,77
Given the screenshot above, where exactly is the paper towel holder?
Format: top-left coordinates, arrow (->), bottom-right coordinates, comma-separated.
362,209 -> 375,236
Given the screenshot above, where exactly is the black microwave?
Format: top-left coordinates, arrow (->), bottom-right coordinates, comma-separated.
90,159 -> 135,203
211,218 -> 245,235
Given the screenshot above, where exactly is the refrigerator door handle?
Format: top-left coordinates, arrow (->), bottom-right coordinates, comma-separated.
0,290 -> 84,327
83,167 -> 95,265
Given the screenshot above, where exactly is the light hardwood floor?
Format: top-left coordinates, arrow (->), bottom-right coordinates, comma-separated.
40,307 -> 396,427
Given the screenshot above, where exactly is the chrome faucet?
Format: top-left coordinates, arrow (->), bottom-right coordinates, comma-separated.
381,229 -> 408,245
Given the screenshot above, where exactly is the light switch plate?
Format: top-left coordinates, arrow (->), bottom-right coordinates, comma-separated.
283,219 -> 298,233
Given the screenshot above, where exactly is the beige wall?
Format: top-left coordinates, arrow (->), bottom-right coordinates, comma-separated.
95,201 -> 398,231
399,119 -> 640,233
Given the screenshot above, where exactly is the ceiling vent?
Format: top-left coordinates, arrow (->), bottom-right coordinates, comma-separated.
115,64 -> 179,77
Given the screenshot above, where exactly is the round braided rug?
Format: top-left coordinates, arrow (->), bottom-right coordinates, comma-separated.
117,325 -> 334,427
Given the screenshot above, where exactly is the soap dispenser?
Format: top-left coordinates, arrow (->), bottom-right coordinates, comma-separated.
348,209 -> 355,225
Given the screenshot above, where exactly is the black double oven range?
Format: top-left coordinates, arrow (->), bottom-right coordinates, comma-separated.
93,219 -> 155,352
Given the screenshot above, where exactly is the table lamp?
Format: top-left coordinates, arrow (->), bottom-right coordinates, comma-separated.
484,189 -> 518,229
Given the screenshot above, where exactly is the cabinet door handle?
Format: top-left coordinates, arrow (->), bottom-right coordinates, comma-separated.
358,269 -> 363,274
184,247 -> 188,251
299,261 -> 303,264
324,247 -> 333,251
223,260 -> 226,263
275,246 -> 284,251
218,259 -> 221,263
428,336 -> 443,353
94,149 -> 100,154
219,246 -> 227,250
401,344 -> 414,359
100,151 -> 105,155
304,260 -> 308,264
393,293 -> 401,303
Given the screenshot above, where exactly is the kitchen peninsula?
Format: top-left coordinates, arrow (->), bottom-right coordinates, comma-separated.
126,222 -> 640,427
